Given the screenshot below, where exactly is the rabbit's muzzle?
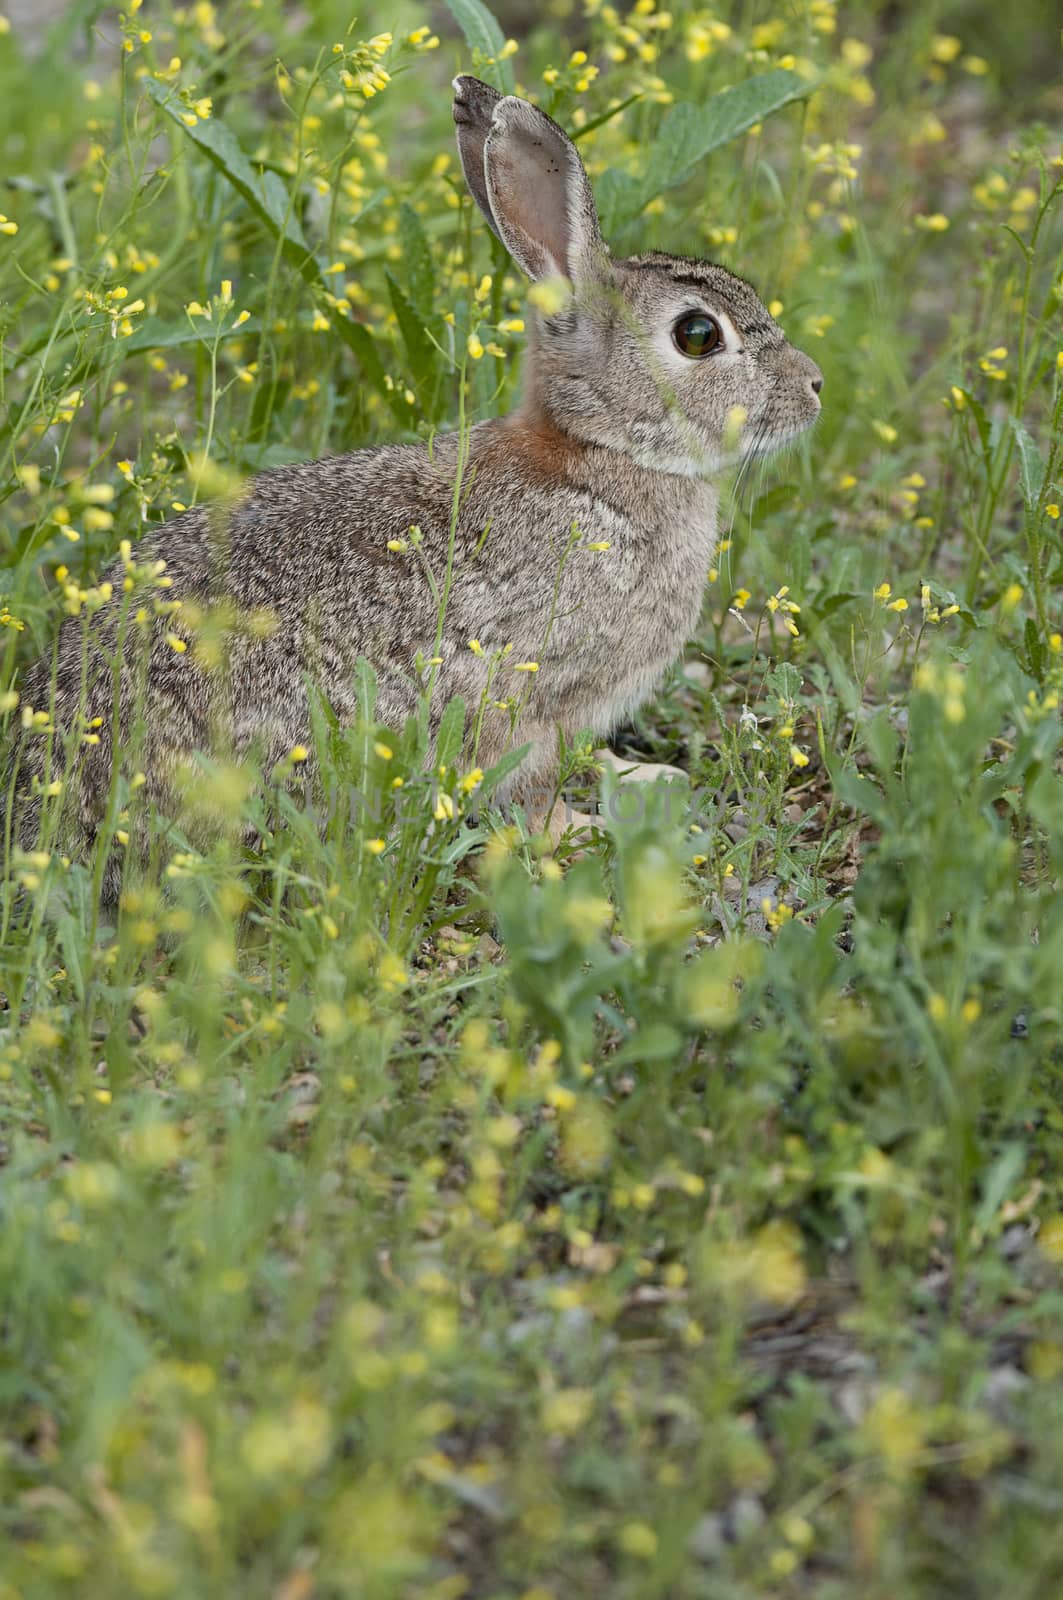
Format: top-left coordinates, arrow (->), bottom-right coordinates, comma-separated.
753,345 -> 824,449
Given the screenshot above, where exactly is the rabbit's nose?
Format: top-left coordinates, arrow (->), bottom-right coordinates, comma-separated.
810,373 -> 823,395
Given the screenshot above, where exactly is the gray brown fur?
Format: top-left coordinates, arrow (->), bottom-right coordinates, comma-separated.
11,76 -> 821,900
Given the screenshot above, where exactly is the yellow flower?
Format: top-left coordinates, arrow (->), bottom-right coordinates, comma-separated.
467,333 -> 484,360
862,1387 -> 926,1476
618,1523 -> 658,1559
873,582 -> 892,601
434,792 -> 455,822
1038,1215 -> 1063,1263
512,661 -> 539,673
289,745 -> 309,763
527,277 -> 573,315
930,33 -> 962,63
542,1387 -> 594,1436
365,838 -> 386,855
1047,505 -> 1060,520
468,639 -> 484,656
887,597 -> 908,612
790,746 -> 810,768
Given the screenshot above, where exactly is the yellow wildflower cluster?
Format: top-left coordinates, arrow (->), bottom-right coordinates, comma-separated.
766,585 -> 801,637
337,33 -> 399,101
978,344 -> 1008,383
78,283 -> 146,339
685,15 -> 732,64
919,585 -> 960,625
873,582 -> 909,614
914,660 -> 966,723
543,48 -> 601,95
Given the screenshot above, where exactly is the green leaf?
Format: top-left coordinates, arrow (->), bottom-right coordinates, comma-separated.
329,314 -> 409,423
386,271 -> 436,392
1024,616 -> 1045,682
611,1021 -> 684,1066
398,202 -> 436,318
144,82 -> 407,416
973,1141 -> 1026,1239
120,315 -> 261,355
597,70 -> 812,234
479,742 -> 533,796
443,0 -> 515,93
435,696 -> 467,771
1010,418 -> 1047,509
144,79 -> 314,279
826,758 -> 890,826
812,590 -> 861,620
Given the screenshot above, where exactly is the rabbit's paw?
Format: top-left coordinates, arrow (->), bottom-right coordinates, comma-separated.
595,748 -> 687,784
523,795 -> 600,852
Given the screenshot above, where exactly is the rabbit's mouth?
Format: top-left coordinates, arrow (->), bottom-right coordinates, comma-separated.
741,409 -> 820,460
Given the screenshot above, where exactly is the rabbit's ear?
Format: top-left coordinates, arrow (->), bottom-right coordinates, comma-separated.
483,95 -> 607,284
453,75 -> 506,244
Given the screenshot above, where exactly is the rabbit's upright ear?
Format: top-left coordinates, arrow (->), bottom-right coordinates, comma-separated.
453,75 -> 506,244
453,76 -> 607,284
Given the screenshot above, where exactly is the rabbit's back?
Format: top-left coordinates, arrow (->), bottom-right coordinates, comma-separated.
12,417 -> 716,891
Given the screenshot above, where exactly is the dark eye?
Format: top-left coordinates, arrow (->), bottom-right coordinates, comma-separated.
673,312 -> 722,358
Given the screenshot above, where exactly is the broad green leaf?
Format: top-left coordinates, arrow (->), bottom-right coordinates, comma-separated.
973,1141 -> 1026,1238
479,742 -> 533,795
398,202 -> 436,318
144,81 -> 406,417
386,271 -> 437,392
435,695 -> 467,771
144,79 -> 314,279
443,0 -> 515,93
597,70 -> 812,234
120,315 -> 261,354
827,759 -> 889,826
329,312 -> 410,424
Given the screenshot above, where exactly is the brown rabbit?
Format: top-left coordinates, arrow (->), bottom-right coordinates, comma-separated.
10,75 -> 822,900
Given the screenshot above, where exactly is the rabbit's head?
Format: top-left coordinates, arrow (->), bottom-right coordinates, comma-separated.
454,76 -> 822,476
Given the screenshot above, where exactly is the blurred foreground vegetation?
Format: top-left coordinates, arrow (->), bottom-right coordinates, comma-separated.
1,0 -> 1063,1595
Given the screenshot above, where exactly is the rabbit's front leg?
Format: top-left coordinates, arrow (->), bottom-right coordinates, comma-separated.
477,718 -> 597,844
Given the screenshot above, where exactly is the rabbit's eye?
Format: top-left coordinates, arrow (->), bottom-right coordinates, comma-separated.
673,313 -> 722,358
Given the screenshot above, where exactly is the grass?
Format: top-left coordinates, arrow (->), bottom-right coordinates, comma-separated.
2,1 -> 1063,1595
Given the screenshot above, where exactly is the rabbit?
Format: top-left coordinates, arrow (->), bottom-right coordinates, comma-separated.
9,74 -> 822,902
